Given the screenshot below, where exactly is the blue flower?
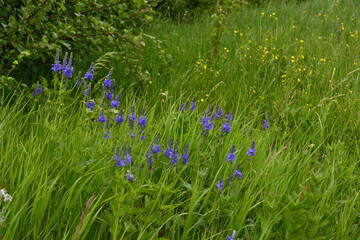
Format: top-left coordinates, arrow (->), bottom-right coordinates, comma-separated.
137,114 -> 147,128
246,141 -> 256,157
227,230 -> 237,240
263,114 -> 269,130
201,116 -> 214,131
105,91 -> 114,101
114,148 -> 125,167
190,98 -> 196,111
97,110 -> 106,123
126,170 -> 134,181
146,141 -> 162,170
181,143 -> 189,164
216,178 -> 224,190
104,131 -> 110,139
124,147 -> 132,165
111,100 -> 119,108
227,145 -> 236,163
164,140 -> 178,166
87,101 -> 94,110
228,175 -> 234,186
63,53 -> 73,78
104,69 -> 113,89
233,165 -> 242,179
128,106 -> 136,130
33,83 -> 43,96
220,122 -> 231,134
51,50 -> 62,73
115,113 -> 124,125
180,100 -> 186,111
225,112 -> 233,122
84,62 -> 94,81
216,105 -> 223,120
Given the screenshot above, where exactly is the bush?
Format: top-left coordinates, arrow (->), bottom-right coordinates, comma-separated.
0,0 -> 154,87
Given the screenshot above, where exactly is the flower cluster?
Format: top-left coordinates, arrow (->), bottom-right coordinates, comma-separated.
145,141 -> 162,170
114,146 -> 132,167
181,143 -> 189,164
220,112 -> 233,135
246,141 -> 256,158
263,114 -> 269,130
164,139 -> 179,167
226,145 -> 236,163
51,51 -> 73,78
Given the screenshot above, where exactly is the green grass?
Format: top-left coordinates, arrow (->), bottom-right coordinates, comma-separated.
1,0 -> 360,239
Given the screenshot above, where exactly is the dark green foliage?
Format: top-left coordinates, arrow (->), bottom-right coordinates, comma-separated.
0,0 -> 153,86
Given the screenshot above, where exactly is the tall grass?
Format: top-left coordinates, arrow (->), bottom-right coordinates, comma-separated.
1,0 -> 360,239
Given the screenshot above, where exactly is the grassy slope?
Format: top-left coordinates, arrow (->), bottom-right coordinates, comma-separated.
1,0 -> 360,239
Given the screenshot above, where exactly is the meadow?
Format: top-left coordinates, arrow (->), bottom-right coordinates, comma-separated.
1,0 -> 360,239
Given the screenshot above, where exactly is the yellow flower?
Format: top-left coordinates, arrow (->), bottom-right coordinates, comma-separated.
249,40 -> 252,43
201,99 -> 204,102
234,30 -> 238,33
149,81 -> 152,84
261,12 -> 264,15
240,33 -> 243,36
318,36 -> 321,39
204,65 -> 207,69
292,26 -> 296,29
300,40 -> 304,43
297,78 -> 301,82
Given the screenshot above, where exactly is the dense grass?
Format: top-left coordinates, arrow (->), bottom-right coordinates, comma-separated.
1,0 -> 360,239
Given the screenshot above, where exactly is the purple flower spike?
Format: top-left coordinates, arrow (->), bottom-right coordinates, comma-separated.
181,143 -> 189,164
216,178 -> 224,190
126,170 -> 134,181
33,83 -> 43,96
226,145 -> 236,163
51,49 -> 62,73
227,230 -> 237,240
246,141 -> 256,157
263,114 -> 269,130
97,110 -> 106,123
87,101 -> 95,110
104,131 -> 110,139
190,98 -> 196,111
84,62 -> 94,81
233,165 -> 242,179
